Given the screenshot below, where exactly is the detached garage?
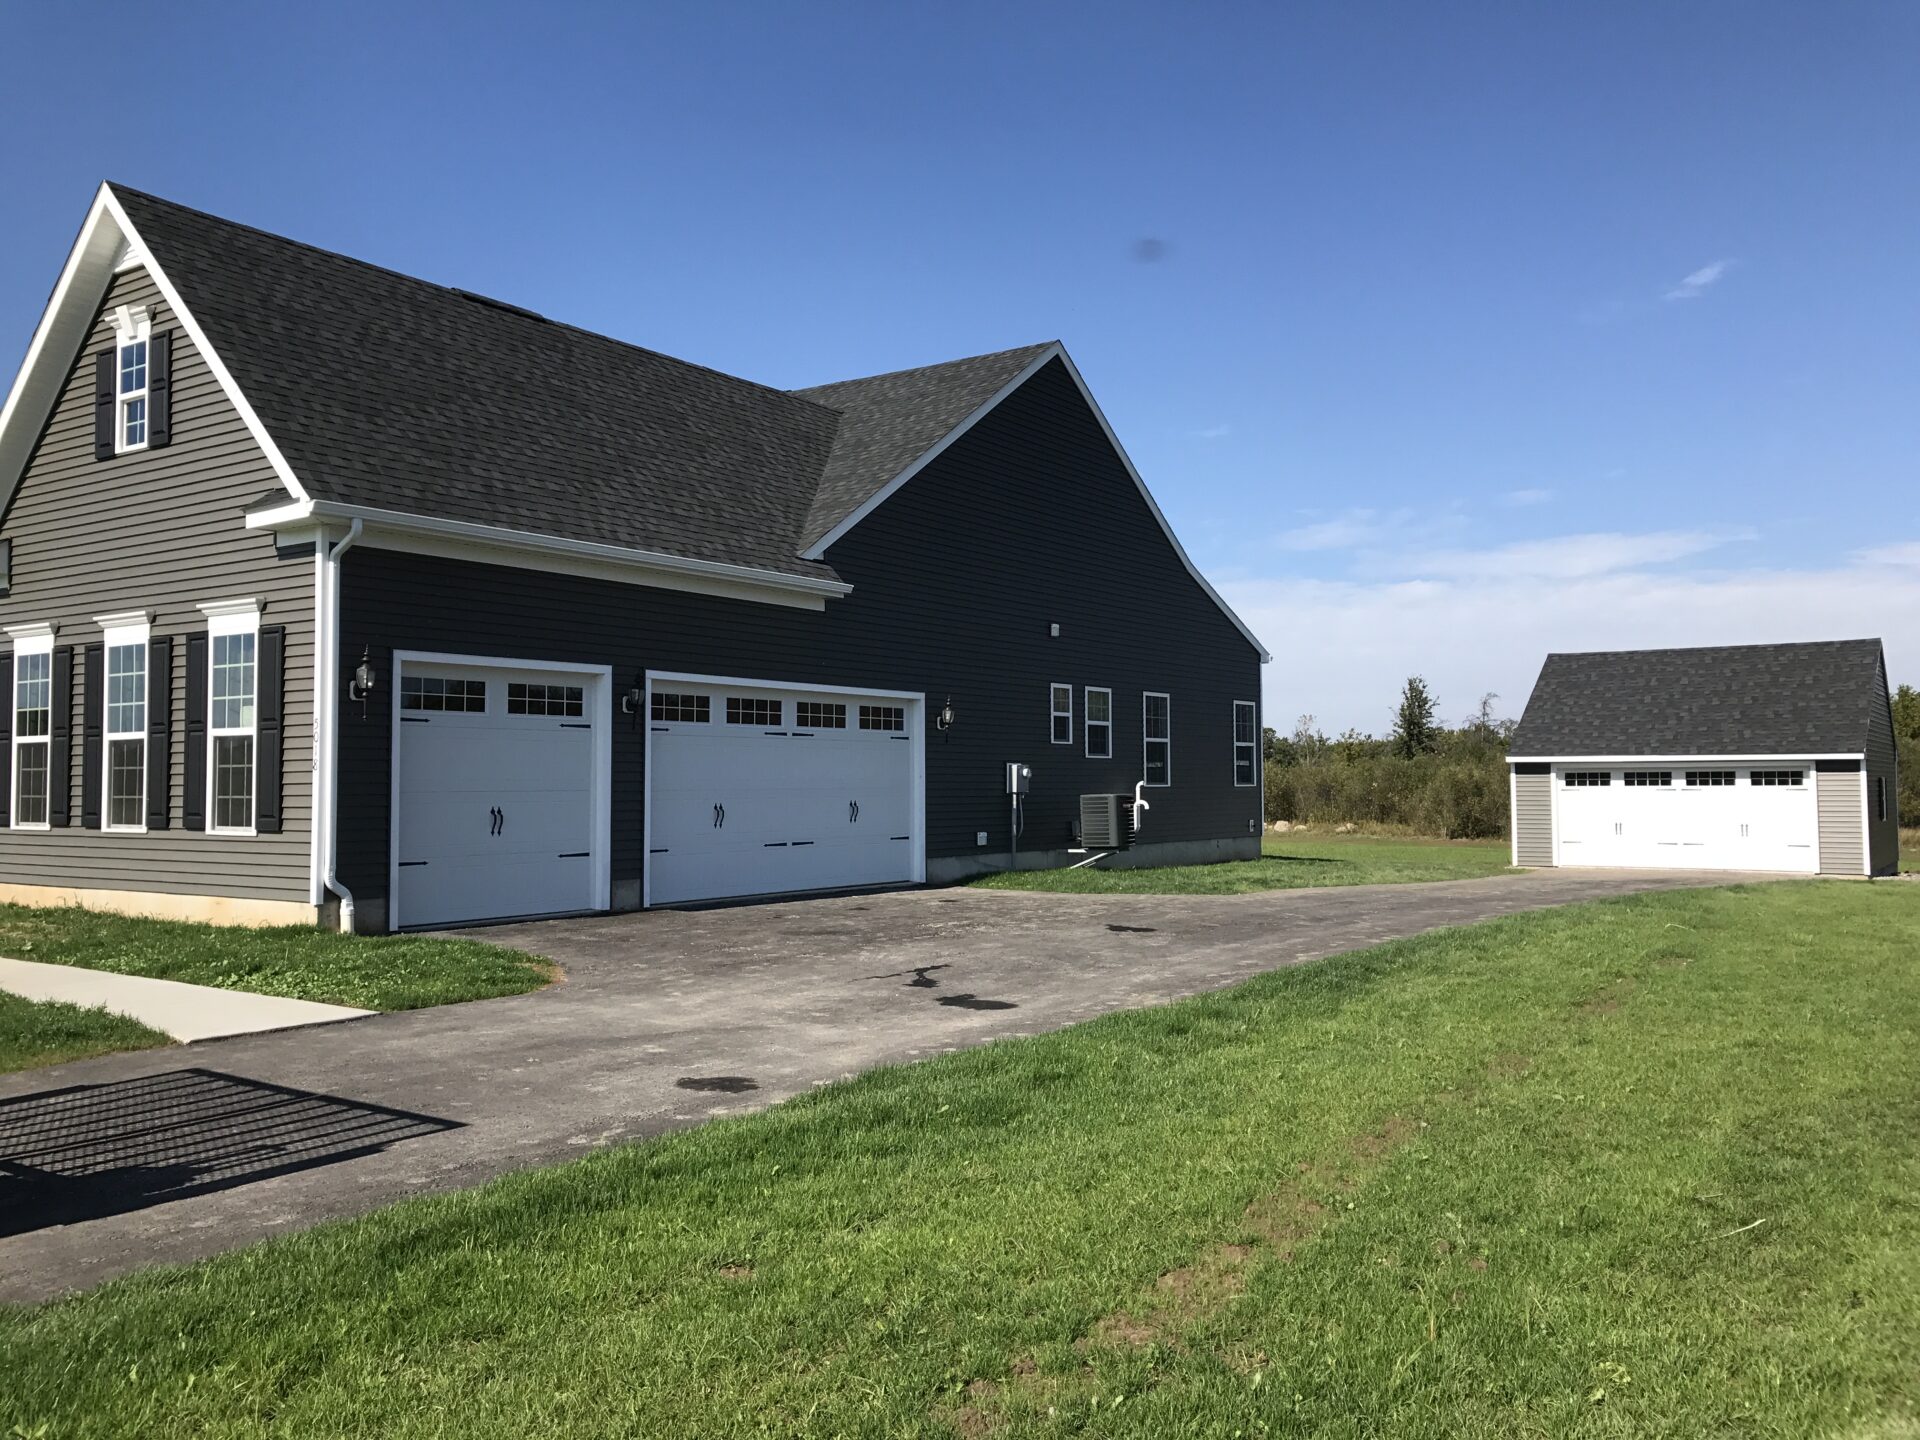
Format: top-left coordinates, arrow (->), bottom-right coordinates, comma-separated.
1508,639 -> 1900,877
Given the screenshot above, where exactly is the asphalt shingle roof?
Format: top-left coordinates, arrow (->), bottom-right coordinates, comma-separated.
1509,639 -> 1889,756
109,185 -> 1048,583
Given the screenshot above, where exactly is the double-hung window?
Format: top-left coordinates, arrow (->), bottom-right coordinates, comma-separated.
208,608 -> 259,833
100,617 -> 149,830
1233,701 -> 1258,786
116,315 -> 151,454
1050,684 -> 1072,744
10,631 -> 53,829
1084,687 -> 1112,759
1142,692 -> 1171,785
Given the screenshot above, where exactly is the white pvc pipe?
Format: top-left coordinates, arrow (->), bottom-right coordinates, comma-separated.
319,518 -> 363,932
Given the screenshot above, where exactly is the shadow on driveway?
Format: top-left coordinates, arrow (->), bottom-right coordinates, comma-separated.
0,1068 -> 460,1239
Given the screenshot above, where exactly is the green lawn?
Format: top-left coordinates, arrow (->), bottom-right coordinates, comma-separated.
0,989 -> 170,1073
7,881 -> 1918,1437
971,832 -> 1514,894
0,905 -> 553,1014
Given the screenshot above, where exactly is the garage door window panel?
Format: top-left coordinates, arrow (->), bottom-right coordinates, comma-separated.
859,705 -> 904,731
1564,771 -> 1611,786
1685,770 -> 1735,787
796,701 -> 846,729
1622,770 -> 1671,787
650,691 -> 709,724
1749,770 -> 1803,786
509,682 -> 583,717
403,676 -> 486,713
728,696 -> 782,726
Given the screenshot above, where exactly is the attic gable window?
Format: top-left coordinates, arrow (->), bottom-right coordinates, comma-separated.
112,306 -> 151,453
95,304 -> 170,460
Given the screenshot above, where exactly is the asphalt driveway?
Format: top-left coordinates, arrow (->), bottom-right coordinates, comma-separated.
0,868 -> 1766,1303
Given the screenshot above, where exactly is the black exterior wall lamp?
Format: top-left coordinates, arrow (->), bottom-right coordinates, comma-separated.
348,648 -> 376,712
935,696 -> 955,732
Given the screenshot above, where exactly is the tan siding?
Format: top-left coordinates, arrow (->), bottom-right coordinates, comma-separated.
0,268 -> 313,904
1512,769 -> 1554,866
1816,766 -> 1865,876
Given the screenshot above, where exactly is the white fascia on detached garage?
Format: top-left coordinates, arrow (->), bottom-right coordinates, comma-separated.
1505,639 -> 1896,878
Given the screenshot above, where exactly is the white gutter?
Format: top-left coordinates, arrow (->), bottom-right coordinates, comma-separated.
319,518 -> 363,932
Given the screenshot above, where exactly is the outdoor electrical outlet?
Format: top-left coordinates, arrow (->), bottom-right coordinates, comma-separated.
977,831 -> 989,846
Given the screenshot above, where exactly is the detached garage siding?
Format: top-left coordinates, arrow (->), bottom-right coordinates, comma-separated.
1865,652 -> 1900,876
1815,762 -> 1866,876
1511,765 -> 1553,866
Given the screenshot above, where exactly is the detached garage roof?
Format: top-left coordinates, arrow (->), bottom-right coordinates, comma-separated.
1509,639 -> 1889,757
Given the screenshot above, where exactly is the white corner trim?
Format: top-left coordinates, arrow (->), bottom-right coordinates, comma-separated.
3,621 -> 56,643
799,342 -> 1271,663
196,598 -> 263,619
91,610 -> 152,631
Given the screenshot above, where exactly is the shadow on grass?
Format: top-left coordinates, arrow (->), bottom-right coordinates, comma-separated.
0,1068 -> 460,1238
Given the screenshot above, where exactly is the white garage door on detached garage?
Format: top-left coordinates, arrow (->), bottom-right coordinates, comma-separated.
391,656 -> 612,929
646,674 -> 923,906
1554,765 -> 1818,873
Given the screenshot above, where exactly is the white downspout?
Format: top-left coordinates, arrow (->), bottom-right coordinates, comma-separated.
321,518 -> 363,932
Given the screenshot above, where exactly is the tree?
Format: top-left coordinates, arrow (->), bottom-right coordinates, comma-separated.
1893,683 -> 1920,740
1290,714 -> 1329,765
1391,676 -> 1439,758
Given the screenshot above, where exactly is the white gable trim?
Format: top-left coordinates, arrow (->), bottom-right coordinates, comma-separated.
799,342 -> 1271,662
0,184 -> 311,524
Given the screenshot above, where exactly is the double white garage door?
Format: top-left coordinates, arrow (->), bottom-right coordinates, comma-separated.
1554,765 -> 1818,873
391,658 -> 919,928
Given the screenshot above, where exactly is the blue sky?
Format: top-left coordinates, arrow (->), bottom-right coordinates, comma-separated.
2,2 -> 1914,732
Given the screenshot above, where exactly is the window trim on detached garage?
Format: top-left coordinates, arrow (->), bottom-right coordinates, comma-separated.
641,670 -> 927,909
8,625 -> 55,830
388,651 -> 614,932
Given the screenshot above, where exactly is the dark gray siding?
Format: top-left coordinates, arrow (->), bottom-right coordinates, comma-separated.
0,268 -> 314,902
337,357 -> 1263,909
1866,652 -> 1899,875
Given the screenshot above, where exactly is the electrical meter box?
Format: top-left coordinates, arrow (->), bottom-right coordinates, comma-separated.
1006,762 -> 1031,795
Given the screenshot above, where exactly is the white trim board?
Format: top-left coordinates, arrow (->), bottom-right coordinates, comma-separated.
1509,753 -> 1862,765
798,342 -> 1271,663
0,184 -> 312,524
251,500 -> 847,610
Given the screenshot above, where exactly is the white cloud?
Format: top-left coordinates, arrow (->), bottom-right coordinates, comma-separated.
1502,487 -> 1553,507
1191,423 -> 1233,440
1664,258 -> 1735,301
1388,529 -> 1741,581
1226,548 -> 1919,735
1855,541 -> 1920,568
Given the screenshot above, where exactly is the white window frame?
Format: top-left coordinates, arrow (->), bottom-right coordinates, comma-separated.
203,602 -> 261,836
1084,686 -> 1112,759
97,613 -> 151,833
1049,682 -> 1073,745
1142,691 -> 1172,787
1233,700 -> 1258,787
7,625 -> 55,831
111,304 -> 152,456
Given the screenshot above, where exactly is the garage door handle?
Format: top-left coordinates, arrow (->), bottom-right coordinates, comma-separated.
489,806 -> 502,836
849,800 -> 859,823
713,803 -> 725,829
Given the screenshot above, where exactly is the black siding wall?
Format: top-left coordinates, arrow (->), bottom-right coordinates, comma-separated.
337,359 -> 1263,906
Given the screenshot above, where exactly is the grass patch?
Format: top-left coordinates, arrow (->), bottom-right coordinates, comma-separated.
0,905 -> 552,1012
971,832 -> 1513,894
5,881 -> 1917,1436
0,990 -> 169,1073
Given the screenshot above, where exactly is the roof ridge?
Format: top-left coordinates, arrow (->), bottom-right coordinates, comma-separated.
794,341 -> 1058,397
1546,637 -> 1883,659
107,181 -> 835,418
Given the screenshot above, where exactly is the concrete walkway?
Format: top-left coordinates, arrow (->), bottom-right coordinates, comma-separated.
0,868 -> 1778,1303
0,956 -> 370,1042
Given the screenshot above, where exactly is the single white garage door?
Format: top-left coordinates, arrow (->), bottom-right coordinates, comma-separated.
1555,765 -> 1817,873
393,659 -> 607,928
646,677 -> 920,905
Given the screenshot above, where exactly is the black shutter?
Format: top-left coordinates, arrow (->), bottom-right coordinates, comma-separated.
93,350 -> 116,460
81,642 -> 103,828
0,653 -> 11,827
50,646 -> 72,827
183,634 -> 207,831
148,330 -> 173,448
256,625 -> 285,834
146,636 -> 172,830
